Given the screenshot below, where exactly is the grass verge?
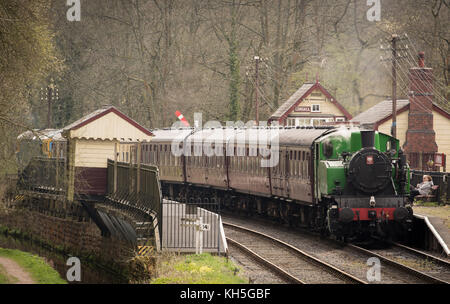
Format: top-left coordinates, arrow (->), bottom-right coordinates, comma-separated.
0,247 -> 66,284
151,253 -> 248,284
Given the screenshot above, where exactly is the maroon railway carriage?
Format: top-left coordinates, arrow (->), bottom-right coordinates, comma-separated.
147,127 -> 329,207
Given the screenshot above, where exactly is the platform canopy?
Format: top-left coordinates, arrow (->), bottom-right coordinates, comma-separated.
62,105 -> 153,142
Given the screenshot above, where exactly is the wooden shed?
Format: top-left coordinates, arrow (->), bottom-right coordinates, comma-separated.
62,105 -> 153,199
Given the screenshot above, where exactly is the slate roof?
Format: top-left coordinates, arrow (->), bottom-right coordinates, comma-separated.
270,83 -> 315,120
350,99 -> 410,125
351,99 -> 450,126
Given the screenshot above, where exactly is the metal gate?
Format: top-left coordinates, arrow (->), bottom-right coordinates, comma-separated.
161,198 -> 224,253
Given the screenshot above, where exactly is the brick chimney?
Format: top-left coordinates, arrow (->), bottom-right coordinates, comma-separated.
403,52 -> 438,153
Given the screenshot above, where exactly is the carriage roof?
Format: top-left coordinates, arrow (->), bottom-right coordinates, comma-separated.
149,128 -> 193,143
277,127 -> 332,147
150,126 -> 336,148
17,129 -> 66,142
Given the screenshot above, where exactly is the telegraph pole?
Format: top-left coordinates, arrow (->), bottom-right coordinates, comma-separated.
47,82 -> 53,129
41,78 -> 58,129
381,34 -> 407,138
391,34 -> 398,138
254,56 -> 260,126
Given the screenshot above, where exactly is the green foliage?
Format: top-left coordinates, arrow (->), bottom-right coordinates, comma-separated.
151,253 -> 247,284
0,1 -> 63,174
228,39 -> 241,121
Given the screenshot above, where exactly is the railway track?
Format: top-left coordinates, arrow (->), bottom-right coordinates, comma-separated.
223,215 -> 449,284
224,222 -> 366,284
348,241 -> 450,284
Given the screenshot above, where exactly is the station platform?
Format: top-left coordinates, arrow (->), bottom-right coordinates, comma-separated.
413,206 -> 450,256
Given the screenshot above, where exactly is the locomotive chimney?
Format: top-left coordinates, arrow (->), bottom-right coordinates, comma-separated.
361,130 -> 375,148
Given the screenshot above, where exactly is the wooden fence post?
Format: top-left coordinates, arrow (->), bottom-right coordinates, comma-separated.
137,142 -> 141,194
67,139 -> 75,202
114,141 -> 118,193
419,152 -> 423,171
55,145 -> 59,190
129,144 -> 133,195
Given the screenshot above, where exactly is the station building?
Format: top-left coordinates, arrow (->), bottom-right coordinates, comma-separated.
268,80 -> 352,126
351,53 -> 450,172
62,105 -> 154,198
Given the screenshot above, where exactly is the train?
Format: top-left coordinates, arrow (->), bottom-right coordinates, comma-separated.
15,125 -> 414,241
142,126 -> 413,241
16,129 -> 66,171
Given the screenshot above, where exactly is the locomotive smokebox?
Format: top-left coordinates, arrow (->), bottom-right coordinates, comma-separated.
361,130 -> 375,148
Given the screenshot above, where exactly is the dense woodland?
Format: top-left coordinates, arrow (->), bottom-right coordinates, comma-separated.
0,0 -> 449,173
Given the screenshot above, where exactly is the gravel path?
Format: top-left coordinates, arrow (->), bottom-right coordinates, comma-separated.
0,257 -> 35,284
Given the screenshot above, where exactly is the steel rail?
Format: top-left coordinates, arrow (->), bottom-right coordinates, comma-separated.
391,242 -> 450,269
226,237 -> 305,284
347,243 -> 448,284
223,222 -> 366,284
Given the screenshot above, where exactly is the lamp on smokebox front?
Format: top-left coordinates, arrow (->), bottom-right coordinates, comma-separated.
369,196 -> 376,207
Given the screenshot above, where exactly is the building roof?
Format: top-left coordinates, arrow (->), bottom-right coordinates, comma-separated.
63,105 -> 153,136
270,83 -> 315,120
269,81 -> 352,123
350,99 -> 410,125
351,99 -> 450,126
61,105 -> 154,142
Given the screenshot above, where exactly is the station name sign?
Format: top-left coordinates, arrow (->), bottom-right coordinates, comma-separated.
295,106 -> 311,112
